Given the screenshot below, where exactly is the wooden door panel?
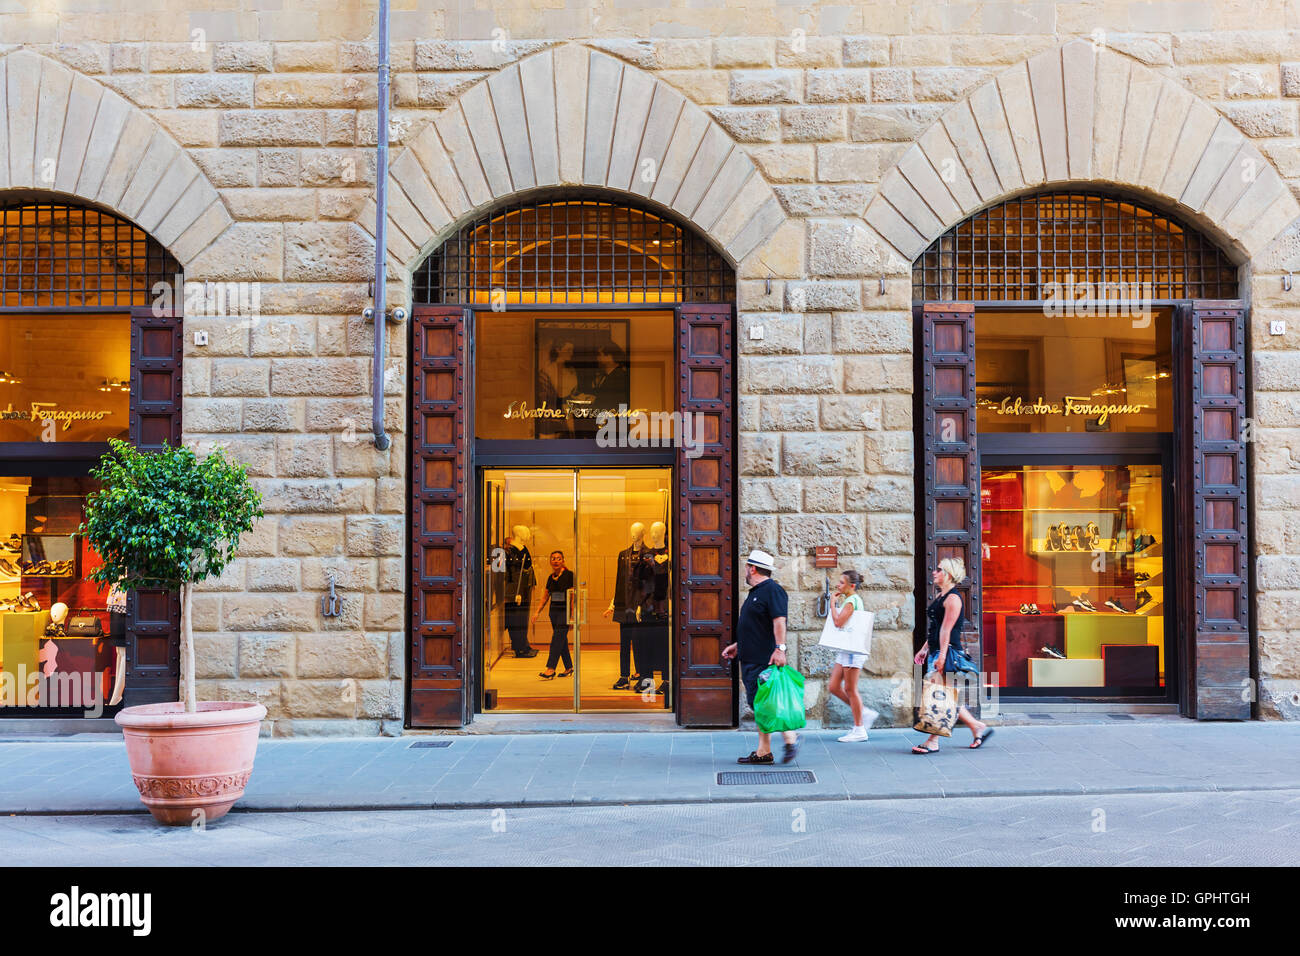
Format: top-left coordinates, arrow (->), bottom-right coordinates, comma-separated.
123,307 -> 183,707
1187,301 -> 1250,719
676,304 -> 735,727
920,304 -> 982,678
409,306 -> 469,727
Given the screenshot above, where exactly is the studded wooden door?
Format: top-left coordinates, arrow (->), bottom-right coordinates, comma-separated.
675,304 -> 735,726
123,307 -> 183,706
1185,301 -> 1251,719
409,306 -> 469,727
919,304 -> 982,660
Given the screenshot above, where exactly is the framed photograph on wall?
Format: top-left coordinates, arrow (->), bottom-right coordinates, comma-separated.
534,318 -> 631,439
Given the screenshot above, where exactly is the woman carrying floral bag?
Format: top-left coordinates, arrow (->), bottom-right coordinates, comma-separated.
910,557 -> 993,754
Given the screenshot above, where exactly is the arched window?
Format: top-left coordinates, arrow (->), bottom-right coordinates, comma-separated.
414,192 -> 734,305
0,200 -> 180,309
913,192 -> 1238,302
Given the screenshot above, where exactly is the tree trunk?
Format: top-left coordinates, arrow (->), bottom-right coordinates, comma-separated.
181,581 -> 196,714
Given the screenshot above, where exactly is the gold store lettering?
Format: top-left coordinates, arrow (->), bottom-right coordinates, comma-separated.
0,402 -> 112,430
991,395 -> 1147,426
503,401 -> 651,421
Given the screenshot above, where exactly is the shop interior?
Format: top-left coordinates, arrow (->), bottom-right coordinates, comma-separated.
481,467 -> 673,712
980,465 -> 1166,691
973,308 -> 1171,693
0,476 -> 123,709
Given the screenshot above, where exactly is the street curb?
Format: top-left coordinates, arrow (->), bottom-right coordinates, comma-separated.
5,780 -> 1299,816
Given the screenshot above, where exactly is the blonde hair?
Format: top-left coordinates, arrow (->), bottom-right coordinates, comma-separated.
938,557 -> 967,585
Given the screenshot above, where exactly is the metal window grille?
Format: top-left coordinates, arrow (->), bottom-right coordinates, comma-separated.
413,193 -> 734,305
913,192 -> 1239,302
0,201 -> 181,309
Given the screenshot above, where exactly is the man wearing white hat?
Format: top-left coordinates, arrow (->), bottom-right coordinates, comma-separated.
722,549 -> 798,764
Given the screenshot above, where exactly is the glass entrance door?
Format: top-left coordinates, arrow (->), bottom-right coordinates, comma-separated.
480,466 -> 672,713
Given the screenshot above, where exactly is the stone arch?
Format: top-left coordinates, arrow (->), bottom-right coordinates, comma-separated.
367,43 -> 785,273
0,49 -> 230,264
866,38 -> 1300,265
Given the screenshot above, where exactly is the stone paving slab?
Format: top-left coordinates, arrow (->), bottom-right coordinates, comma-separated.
0,720 -> 1296,814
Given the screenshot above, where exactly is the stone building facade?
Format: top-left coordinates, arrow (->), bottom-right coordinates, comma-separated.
2,0 -> 1298,732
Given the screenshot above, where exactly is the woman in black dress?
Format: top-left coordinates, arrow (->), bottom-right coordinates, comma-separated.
911,557 -> 993,754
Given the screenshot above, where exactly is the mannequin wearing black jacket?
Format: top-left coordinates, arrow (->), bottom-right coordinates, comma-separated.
603,522 -> 645,689
502,527 -> 538,658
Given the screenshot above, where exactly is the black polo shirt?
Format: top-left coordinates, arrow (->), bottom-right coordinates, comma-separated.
736,577 -> 788,663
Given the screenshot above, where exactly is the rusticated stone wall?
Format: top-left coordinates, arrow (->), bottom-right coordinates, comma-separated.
3,0 -> 1300,731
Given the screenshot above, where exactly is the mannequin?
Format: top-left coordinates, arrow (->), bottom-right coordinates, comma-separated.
44,601 -> 69,638
632,521 -> 672,696
502,525 -> 538,658
603,522 -> 645,689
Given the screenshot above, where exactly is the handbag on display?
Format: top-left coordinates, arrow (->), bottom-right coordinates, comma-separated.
816,603 -> 874,655
66,616 -> 104,637
912,678 -> 959,737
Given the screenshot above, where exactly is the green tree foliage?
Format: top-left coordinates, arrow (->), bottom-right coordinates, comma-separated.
82,439 -> 263,712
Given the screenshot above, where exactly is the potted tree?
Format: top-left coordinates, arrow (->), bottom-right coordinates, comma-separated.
83,439 -> 264,825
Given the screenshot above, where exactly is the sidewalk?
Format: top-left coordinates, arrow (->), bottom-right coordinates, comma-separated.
2,719 -> 1297,814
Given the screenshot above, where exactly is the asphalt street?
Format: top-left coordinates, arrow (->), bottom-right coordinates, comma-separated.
7,788 -> 1297,866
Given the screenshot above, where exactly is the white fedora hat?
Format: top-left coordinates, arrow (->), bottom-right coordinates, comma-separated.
745,549 -> 776,571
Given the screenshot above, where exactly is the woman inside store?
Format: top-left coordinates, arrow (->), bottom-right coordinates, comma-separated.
911,557 -> 994,754
533,549 -> 575,679
826,570 -> 879,742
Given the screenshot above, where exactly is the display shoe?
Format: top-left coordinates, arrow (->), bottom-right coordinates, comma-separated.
0,558 -> 18,577
1071,597 -> 1096,612
3,534 -> 19,552
1104,598 -> 1130,614
635,677 -> 655,694
1019,603 -> 1031,615
1135,589 -> 1153,611
17,592 -> 38,611
656,681 -> 668,696
612,677 -> 631,690
1078,596 -> 1098,611
1135,571 -> 1151,583
1028,603 -> 1043,615
1041,645 -> 1067,660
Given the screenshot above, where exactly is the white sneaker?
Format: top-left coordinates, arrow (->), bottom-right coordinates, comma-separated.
861,706 -> 880,728
838,726 -> 869,742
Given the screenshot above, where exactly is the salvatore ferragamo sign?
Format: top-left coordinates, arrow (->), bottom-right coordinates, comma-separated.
993,395 -> 1148,426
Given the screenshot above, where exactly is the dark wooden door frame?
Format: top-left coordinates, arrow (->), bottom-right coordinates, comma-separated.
123,306 -> 184,708
675,303 -> 736,727
916,300 -> 1253,718
407,304 -> 738,728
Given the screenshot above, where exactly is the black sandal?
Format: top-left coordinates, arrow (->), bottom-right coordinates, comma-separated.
970,728 -> 994,749
538,671 -> 556,680
736,751 -> 775,765
911,744 -> 939,755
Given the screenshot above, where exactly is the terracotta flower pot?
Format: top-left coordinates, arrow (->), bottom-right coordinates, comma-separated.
115,701 -> 267,826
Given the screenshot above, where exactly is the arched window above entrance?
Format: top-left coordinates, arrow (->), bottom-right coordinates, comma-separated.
413,193 -> 734,306
913,192 -> 1238,303
0,199 -> 180,310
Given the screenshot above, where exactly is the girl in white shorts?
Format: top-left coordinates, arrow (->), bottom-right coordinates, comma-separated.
828,570 -> 879,742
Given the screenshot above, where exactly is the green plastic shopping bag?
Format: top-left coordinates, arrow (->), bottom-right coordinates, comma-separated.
753,665 -> 806,734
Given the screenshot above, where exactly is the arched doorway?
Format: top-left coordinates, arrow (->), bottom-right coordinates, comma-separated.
0,197 -> 184,718
407,191 -> 737,728
913,190 -> 1250,719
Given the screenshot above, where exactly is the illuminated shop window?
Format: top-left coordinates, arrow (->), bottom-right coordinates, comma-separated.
914,192 -> 1238,302
980,465 -> 1166,693
414,194 -> 735,305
